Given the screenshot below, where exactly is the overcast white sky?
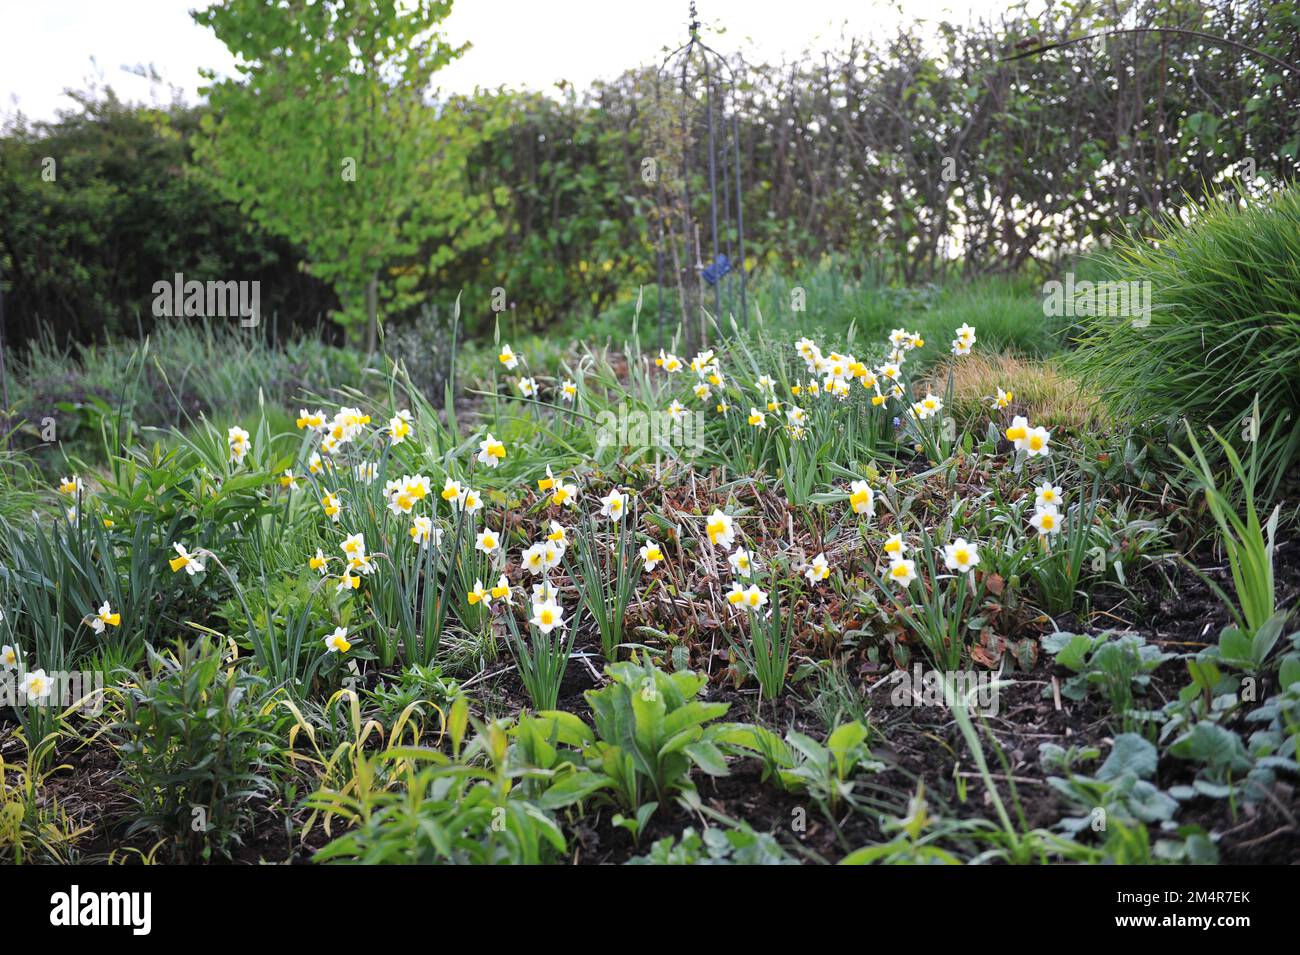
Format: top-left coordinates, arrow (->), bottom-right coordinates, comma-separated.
0,0 -> 1010,122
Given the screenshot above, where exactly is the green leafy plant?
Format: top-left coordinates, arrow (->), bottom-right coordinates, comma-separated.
1042,630 -> 1172,729
1175,415 -> 1286,643
629,824 -> 795,865
563,508 -> 643,662
538,657 -> 734,839
113,635 -> 281,861
502,598 -> 579,711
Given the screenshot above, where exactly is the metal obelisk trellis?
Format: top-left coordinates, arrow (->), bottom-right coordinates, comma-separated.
651,2 -> 748,354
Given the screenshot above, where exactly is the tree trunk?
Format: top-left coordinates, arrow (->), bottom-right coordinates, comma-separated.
365,271 -> 378,355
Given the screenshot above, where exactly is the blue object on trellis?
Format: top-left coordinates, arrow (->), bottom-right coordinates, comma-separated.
702,254 -> 732,286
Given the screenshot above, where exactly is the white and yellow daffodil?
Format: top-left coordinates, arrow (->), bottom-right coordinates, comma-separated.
849,480 -> 875,517
640,539 -> 665,569
169,542 -> 205,575
706,509 -> 736,549
476,527 -> 501,554
599,488 -> 627,521
888,558 -> 918,588
943,538 -> 980,574
89,600 -> 121,634
227,426 -> 250,465
1030,506 -> 1061,536
477,433 -> 507,468
530,598 -> 565,634
324,627 -> 351,653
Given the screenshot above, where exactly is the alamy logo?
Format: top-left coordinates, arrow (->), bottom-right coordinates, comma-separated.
151,272 -> 260,326
50,885 -> 151,935
1,669 -> 105,716
1041,273 -> 1151,327
595,404 -> 705,458
889,664 -> 1000,716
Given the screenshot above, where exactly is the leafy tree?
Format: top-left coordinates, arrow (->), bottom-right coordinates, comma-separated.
193,0 -> 505,351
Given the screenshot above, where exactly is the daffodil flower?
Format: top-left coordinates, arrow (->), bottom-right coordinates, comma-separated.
321,491 -> 342,522
657,350 -> 683,373
668,400 -> 687,422
341,533 -> 366,559
943,538 -> 980,573
477,433 -> 507,468
309,549 -> 329,574
517,377 -> 537,397
22,669 -> 52,700
706,509 -> 735,549
849,480 -> 875,517
1023,426 -> 1051,457
545,521 -> 569,551
88,600 -> 121,635
467,579 -> 491,607
561,380 -> 578,402
227,426 -> 251,465
530,599 -> 565,634
640,540 -> 664,569
476,528 -> 501,554
388,410 -> 412,445
747,407 -> 766,428
522,543 -> 548,576
410,516 -> 436,547
280,469 -> 298,490
490,575 -> 513,603
806,553 -> 831,584
726,582 -> 768,610
297,409 -> 326,431
1,644 -> 17,671
169,542 -> 205,575
1004,415 -> 1030,449
728,547 -> 753,576
58,475 -> 83,496
1030,506 -> 1061,536
883,533 -> 906,558
499,344 -> 519,370
888,558 -> 918,588
1035,482 -> 1063,509
599,488 -> 627,521
552,478 -> 578,508
325,627 -> 351,653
